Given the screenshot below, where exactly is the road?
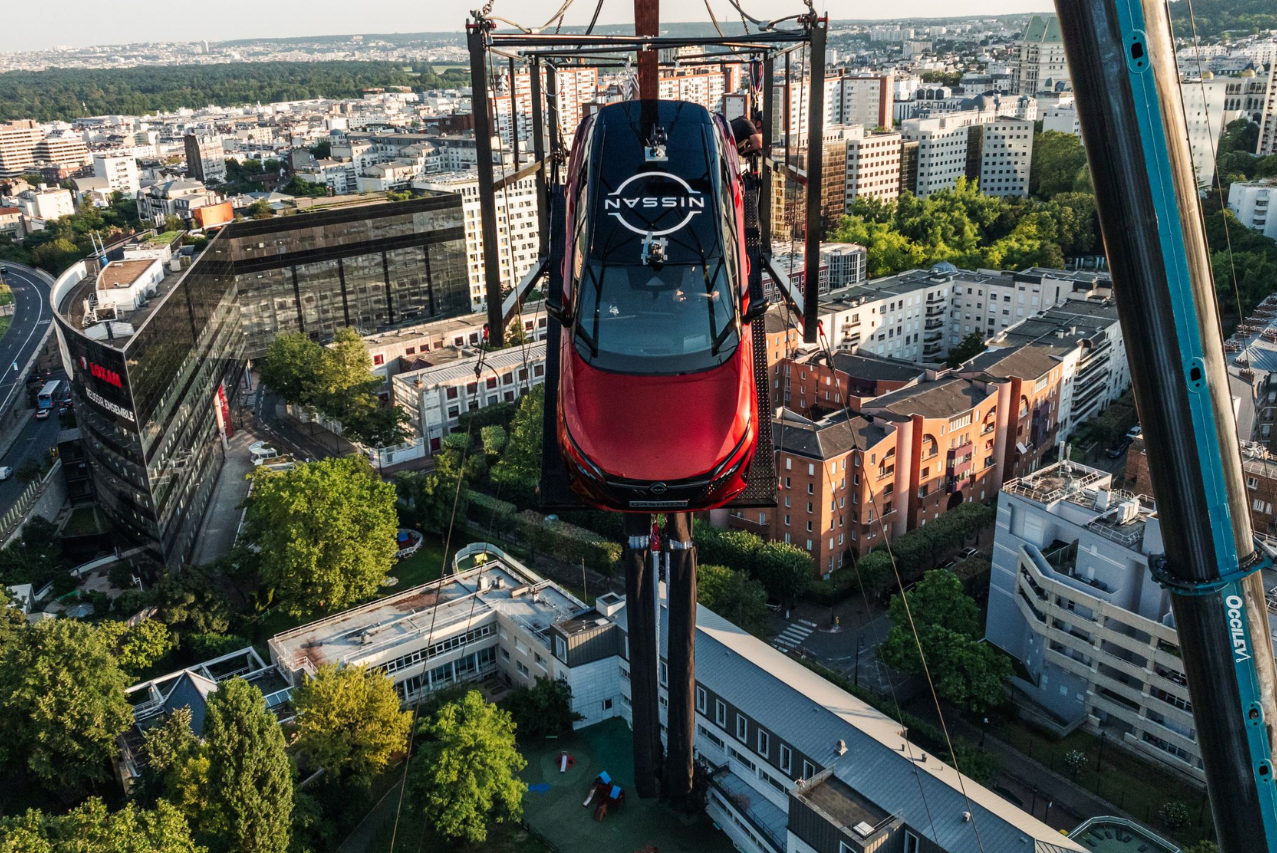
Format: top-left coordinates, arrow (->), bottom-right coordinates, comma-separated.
0,263 -> 53,415
0,262 -> 59,519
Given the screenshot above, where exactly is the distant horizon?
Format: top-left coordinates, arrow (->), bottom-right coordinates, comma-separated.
5,0 -> 1053,54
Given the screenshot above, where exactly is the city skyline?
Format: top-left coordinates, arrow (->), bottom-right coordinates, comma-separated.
8,0 -> 1054,53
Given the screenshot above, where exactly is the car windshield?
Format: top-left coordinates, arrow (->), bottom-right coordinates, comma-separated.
574,260 -> 738,374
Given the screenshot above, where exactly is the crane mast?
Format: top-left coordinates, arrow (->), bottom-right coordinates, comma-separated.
1055,0 -> 1277,847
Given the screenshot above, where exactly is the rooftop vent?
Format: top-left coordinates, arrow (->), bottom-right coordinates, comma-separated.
963,811 -> 972,822
835,739 -> 847,756
595,592 -> 625,618
852,821 -> 874,837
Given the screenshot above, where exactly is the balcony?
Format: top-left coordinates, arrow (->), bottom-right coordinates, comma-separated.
923,331 -> 944,344
926,304 -> 946,317
925,318 -> 943,330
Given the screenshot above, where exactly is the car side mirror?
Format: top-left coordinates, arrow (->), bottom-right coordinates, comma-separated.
546,296 -> 572,326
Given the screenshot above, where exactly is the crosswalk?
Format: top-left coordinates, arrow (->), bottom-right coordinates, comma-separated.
772,619 -> 815,653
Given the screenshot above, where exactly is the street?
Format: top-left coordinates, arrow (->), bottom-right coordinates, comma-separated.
0,263 -> 53,416
0,411 -> 65,510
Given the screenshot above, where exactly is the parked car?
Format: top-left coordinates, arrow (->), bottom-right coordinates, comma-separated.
1126,424 -> 1142,439
0,466 -> 12,481
938,558 -> 958,571
959,547 -> 979,560
34,408 -> 49,420
1106,437 -> 1133,458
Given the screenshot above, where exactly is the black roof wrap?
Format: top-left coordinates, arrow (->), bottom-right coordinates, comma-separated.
586,100 -> 725,266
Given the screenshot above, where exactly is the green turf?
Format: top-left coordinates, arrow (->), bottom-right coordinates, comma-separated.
62,506 -> 101,536
520,718 -> 736,853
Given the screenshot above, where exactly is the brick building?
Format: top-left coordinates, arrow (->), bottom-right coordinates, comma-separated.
958,345 -> 1064,479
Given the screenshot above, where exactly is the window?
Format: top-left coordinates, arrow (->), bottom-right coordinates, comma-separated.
659,661 -> 668,686
779,744 -> 792,774
715,700 -> 727,727
372,354 -> 385,366
757,728 -> 770,756
555,635 -> 567,660
696,686 -> 707,713
1249,477 -> 1259,490
736,714 -> 748,742
904,831 -> 921,853
802,760 -> 815,780
602,698 -> 613,710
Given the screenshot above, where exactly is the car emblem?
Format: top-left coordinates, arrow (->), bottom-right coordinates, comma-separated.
650,482 -> 668,495
603,171 -> 705,236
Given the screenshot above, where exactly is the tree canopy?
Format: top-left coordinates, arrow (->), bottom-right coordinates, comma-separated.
291,663 -> 411,784
0,799 -> 202,853
258,330 -> 409,448
504,677 -> 583,740
201,678 -> 293,853
408,690 -> 526,844
0,619 -> 133,792
0,62 -> 469,122
697,563 -> 770,636
878,569 -> 1011,712
243,456 -> 398,616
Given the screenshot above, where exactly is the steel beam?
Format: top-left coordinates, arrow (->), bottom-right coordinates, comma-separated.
801,18 -> 825,344
1055,0 -> 1277,847
762,255 -> 804,319
760,54 -> 774,252
623,513 -> 662,799
529,57 -> 550,259
635,0 -> 659,100
663,512 -> 697,800
469,20 -> 505,348
499,258 -> 547,327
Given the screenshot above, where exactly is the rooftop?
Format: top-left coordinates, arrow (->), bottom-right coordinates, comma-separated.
773,408 -> 890,459
1068,817 -> 1180,853
795,770 -> 894,839
98,259 -> 156,290
869,375 -> 994,421
269,545 -> 584,674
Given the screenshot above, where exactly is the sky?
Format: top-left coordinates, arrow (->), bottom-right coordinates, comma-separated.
5,0 -> 1053,54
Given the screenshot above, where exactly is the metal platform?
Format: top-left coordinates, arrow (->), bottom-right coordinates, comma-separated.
538,178 -> 778,511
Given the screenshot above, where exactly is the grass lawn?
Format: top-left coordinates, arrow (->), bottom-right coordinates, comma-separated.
991,717 -> 1214,845
520,718 -> 736,853
62,505 -> 101,536
0,315 -> 13,339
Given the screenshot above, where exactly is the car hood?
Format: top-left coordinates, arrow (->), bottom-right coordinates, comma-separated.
561,347 -> 753,482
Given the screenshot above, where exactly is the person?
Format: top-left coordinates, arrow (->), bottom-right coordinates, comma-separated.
728,115 -> 763,157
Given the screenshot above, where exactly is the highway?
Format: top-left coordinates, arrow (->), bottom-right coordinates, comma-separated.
0,262 -> 60,519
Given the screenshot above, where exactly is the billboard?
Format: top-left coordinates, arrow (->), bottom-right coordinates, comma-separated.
193,201 -> 233,230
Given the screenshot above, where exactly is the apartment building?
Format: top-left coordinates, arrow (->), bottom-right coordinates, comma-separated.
1259,63 -> 1277,156
900,113 -> 977,197
137,179 -> 224,225
985,460 -> 1213,784
0,207 -> 22,241
92,154 -> 140,195
1179,76 -> 1228,189
818,243 -> 867,290
1042,101 -> 1081,136
391,341 -> 546,455
778,351 -> 925,421
978,118 -> 1034,197
15,184 -> 74,228
659,67 -> 727,115
33,132 -> 90,172
820,267 -> 955,363
1013,15 -> 1071,96
1227,179 -> 1277,241
838,74 -> 894,129
414,169 -> 539,313
957,345 -> 1064,479
183,134 -> 227,184
843,126 -> 902,206
0,121 -> 43,179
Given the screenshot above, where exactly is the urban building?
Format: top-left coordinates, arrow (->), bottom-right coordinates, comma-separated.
92,153 -> 141,195
391,341 -> 546,455
183,134 -> 227,184
977,117 -> 1034,197
900,113 -> 977,197
0,206 -> 22,240
415,170 -> 540,313
1259,63 -> 1277,156
1179,75 -> 1228,189
0,121 -> 43,180
1013,15 -> 1071,96
51,195 -> 470,565
32,132 -> 90,171
1042,101 -> 1081,136
15,184 -> 75,228
227,195 -> 470,357
985,460 -> 1214,784
266,542 -> 1081,853
843,126 -> 901,206
137,179 -> 224,225
818,243 -> 867,290
1227,179 -> 1277,241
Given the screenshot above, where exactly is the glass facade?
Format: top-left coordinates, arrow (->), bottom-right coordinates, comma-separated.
56,194 -> 470,566
230,194 -> 468,356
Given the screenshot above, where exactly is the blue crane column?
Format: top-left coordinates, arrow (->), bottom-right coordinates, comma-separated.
1054,0 -> 1277,847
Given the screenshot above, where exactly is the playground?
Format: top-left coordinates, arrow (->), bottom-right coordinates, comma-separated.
519,718 -> 735,853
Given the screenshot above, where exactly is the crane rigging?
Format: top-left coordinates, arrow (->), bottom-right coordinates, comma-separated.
465,0 -> 1277,846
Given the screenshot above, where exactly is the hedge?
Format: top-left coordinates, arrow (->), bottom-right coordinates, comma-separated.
467,491 -> 621,575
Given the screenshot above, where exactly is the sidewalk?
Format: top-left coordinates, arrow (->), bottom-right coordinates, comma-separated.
192,430 -> 259,566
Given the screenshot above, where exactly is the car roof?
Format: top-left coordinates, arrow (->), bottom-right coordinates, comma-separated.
584,100 -> 726,267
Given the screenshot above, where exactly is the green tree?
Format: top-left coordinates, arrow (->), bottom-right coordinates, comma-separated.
1158,800 -> 1190,832
946,331 -> 986,368
259,332 -> 325,407
244,200 -> 274,220
754,541 -> 811,607
152,562 -> 234,636
99,617 -> 176,677
0,799 -> 203,853
480,424 -> 508,457
1030,131 -> 1090,199
202,678 -> 293,853
491,384 -> 543,505
244,457 -> 398,615
878,569 -> 1010,711
138,708 -> 210,827
409,691 -> 525,845
504,677 -> 583,740
0,619 -> 132,791
309,140 -> 331,159
697,563 -> 769,636
291,663 -> 411,785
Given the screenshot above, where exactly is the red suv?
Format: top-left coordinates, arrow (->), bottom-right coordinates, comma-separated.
550,100 -> 759,512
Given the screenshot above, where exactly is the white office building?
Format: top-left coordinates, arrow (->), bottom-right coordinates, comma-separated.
986,460 -> 1216,784
414,170 -> 540,313
1227,179 -> 1277,241
1179,76 -> 1229,189
1013,15 -> 1071,97
92,154 -> 140,196
15,184 -> 75,229
1041,101 -> 1081,136
900,113 -> 977,197
844,126 -> 902,206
